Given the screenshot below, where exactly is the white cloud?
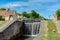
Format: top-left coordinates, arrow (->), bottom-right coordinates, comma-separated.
47,4 -> 60,12
29,0 -> 58,2
1,0 -> 58,8
1,1 -> 42,8
2,2 -> 30,7
6,3 -> 21,7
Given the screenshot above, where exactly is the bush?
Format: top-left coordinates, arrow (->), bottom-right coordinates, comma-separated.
0,16 -> 5,21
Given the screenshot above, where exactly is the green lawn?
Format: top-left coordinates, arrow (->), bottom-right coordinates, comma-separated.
47,20 -> 60,40
41,20 -> 60,40
0,21 -> 8,27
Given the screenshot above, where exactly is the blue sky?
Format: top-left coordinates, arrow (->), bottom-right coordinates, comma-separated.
0,0 -> 60,19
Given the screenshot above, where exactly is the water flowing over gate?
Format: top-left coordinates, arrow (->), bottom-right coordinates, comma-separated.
23,20 -> 41,37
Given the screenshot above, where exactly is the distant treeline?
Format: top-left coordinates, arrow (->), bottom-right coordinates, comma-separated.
0,8 -> 47,20
18,10 -> 47,20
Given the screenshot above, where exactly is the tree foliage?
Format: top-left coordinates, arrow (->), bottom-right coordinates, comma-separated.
0,16 -> 2,19
0,8 -> 6,10
18,10 -> 45,19
30,10 -> 39,19
18,14 -> 21,16
56,9 -> 60,20
22,11 -> 27,17
0,16 -> 5,21
21,11 -> 30,18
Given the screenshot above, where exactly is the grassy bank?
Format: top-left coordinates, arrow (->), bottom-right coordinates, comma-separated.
47,20 -> 60,40
41,20 -> 60,40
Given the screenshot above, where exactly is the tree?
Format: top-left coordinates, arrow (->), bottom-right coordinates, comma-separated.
18,14 -> 21,16
21,11 -> 27,17
30,10 -> 39,19
0,8 -> 6,10
21,11 -> 30,18
26,13 -> 30,18
0,16 -> 5,21
18,10 -> 46,20
56,9 -> 60,20
0,16 -> 2,20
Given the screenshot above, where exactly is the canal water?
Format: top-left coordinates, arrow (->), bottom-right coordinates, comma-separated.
17,36 -> 34,40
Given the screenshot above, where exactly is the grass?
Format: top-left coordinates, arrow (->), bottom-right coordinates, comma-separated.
47,20 -> 60,40
41,20 -> 60,40
0,21 -> 8,27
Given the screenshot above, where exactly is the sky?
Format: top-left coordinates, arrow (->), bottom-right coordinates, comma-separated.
0,0 -> 60,19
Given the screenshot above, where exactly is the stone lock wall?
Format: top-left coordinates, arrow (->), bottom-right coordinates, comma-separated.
0,21 -> 23,40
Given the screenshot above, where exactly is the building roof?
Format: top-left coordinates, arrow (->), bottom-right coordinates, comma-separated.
0,10 -> 16,17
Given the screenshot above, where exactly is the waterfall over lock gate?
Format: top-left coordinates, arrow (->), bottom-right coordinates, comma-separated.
23,20 -> 41,37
